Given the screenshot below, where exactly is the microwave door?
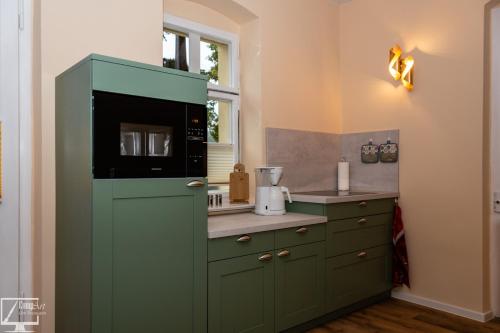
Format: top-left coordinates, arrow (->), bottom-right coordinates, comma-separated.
93,90 -> 188,178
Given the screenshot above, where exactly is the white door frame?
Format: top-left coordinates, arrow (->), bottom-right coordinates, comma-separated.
486,0 -> 500,318
18,0 -> 33,302
0,0 -> 33,302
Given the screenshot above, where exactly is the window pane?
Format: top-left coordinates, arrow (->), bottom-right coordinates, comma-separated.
200,39 -> 229,86
163,29 -> 189,71
207,99 -> 232,144
207,144 -> 234,184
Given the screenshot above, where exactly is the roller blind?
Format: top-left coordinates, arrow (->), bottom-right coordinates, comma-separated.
207,144 -> 234,184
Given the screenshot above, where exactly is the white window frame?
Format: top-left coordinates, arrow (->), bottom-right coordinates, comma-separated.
164,13 -> 240,179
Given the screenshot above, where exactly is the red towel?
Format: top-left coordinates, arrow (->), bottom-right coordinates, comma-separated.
393,204 -> 410,288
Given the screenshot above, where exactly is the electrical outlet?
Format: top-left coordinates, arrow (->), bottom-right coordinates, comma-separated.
494,192 -> 500,213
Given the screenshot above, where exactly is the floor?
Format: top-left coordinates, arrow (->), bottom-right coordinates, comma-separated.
308,299 -> 500,333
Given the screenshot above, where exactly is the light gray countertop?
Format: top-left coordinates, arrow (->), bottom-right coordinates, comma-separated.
208,212 -> 327,239
290,191 -> 399,204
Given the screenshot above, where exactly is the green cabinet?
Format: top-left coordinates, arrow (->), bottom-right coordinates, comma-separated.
326,213 -> 392,257
325,245 -> 392,312
56,55 -> 208,333
275,243 -> 325,331
208,231 -> 275,262
208,252 -> 275,333
287,197 -> 395,325
92,179 -> 207,333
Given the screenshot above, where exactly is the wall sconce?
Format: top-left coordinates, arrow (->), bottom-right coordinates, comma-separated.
388,45 -> 414,91
401,56 -> 414,91
388,45 -> 402,80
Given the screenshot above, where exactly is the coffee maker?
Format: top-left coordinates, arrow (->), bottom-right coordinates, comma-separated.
254,167 -> 292,215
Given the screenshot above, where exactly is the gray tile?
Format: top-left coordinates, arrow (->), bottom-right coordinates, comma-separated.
266,128 -> 341,192
265,128 -> 399,193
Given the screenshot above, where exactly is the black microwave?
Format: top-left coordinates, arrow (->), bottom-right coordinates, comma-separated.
92,90 -> 207,178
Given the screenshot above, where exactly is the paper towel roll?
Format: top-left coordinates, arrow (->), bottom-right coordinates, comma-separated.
338,161 -> 350,191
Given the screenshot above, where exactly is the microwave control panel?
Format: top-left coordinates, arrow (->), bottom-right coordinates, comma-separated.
187,104 -> 207,177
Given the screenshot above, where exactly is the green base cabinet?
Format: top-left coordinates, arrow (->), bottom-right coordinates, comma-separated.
276,242 -> 325,331
325,245 -> 392,313
208,253 -> 275,333
286,198 -> 395,330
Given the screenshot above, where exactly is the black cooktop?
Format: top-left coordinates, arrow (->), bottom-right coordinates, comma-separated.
292,191 -> 375,197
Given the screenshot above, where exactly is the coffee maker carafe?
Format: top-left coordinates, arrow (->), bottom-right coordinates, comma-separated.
254,167 -> 292,215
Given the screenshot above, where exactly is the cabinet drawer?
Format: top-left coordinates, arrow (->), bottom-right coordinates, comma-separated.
275,223 -> 325,248
208,231 -> 275,262
326,199 -> 394,220
325,245 -> 392,312
326,213 -> 392,257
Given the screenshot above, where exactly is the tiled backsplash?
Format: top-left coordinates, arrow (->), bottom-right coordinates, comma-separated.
266,128 -> 399,193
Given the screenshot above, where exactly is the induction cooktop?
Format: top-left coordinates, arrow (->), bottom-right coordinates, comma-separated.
292,191 -> 376,197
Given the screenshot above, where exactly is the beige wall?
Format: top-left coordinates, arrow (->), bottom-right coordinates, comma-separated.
164,0 -> 342,192
339,0 -> 490,312
35,1 -> 163,332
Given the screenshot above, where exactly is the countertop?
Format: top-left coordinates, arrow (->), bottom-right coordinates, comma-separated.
290,191 -> 399,204
208,212 -> 327,239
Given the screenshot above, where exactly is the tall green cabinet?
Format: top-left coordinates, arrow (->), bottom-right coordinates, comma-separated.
56,55 -> 208,333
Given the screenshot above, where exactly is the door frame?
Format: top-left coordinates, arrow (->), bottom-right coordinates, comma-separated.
0,0 -> 33,301
18,0 -> 33,302
485,0 -> 500,318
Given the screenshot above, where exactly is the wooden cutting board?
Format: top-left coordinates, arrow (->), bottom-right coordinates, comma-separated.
229,163 -> 249,203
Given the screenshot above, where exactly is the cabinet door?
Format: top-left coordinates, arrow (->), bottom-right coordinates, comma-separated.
92,178 -> 207,333
326,245 -> 392,313
276,242 -> 325,331
208,252 -> 275,333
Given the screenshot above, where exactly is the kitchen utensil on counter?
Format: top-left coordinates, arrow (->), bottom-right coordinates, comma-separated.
338,158 -> 350,191
254,166 -> 292,216
229,163 -> 249,203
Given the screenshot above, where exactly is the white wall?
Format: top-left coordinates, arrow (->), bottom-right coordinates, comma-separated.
490,5 -> 500,317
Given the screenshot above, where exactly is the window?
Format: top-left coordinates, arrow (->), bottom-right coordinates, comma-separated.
163,15 -> 239,184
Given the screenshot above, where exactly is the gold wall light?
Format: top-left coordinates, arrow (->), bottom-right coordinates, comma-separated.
401,56 -> 414,91
388,45 -> 402,80
388,45 -> 414,91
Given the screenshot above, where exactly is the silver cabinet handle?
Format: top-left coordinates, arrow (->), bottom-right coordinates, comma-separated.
358,201 -> 367,207
357,218 -> 367,225
236,235 -> 251,243
295,227 -> 308,234
278,250 -> 290,258
357,251 -> 367,258
258,253 -> 273,262
186,180 -> 204,187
